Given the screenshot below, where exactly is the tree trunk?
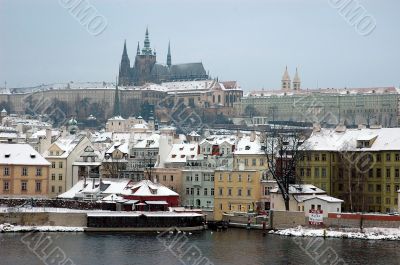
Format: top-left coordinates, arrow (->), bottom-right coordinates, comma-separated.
284,197 -> 290,211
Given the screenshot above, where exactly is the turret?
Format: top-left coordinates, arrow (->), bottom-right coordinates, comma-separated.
281,66 -> 291,91
118,40 -> 131,86
293,67 -> 301,91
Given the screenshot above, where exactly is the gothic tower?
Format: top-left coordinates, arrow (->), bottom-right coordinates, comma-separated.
281,66 -> 291,91
133,27 -> 157,85
293,68 -> 301,91
118,40 -> 131,86
113,80 -> 121,117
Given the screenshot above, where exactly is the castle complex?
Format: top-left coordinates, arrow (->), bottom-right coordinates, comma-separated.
118,28 -> 208,86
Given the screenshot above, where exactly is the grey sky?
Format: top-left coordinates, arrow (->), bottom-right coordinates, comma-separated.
0,0 -> 399,91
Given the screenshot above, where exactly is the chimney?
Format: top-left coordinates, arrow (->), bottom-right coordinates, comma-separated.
357,124 -> 366,130
250,131 -> 256,142
335,124 -> 346,133
313,123 -> 321,132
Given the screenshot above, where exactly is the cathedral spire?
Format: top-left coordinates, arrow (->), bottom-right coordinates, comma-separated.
293,67 -> 301,91
123,40 -> 128,56
136,41 -> 140,55
167,41 -> 171,67
142,27 -> 153,55
113,77 -> 121,117
281,66 -> 291,91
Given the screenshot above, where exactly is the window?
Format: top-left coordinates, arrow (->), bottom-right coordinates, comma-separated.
252,159 -> 256,166
317,205 -> 321,210
264,186 -> 271,195
219,188 -> 223,196
3,167 -> 9,176
51,174 -> 55,181
376,154 -> 381,162
21,181 -> 27,191
58,186 -> 62,193
51,162 -> 56,168
376,168 -> 381,178
247,175 -> 252,182
386,185 -> 391,193
22,167 -> 28,176
321,168 -> 327,178
376,184 -> 381,192
195,176 -> 199,181
386,198 -> 391,204
163,175 -> 166,181
338,183 -> 343,191
260,159 -> 264,166
36,182 -> 41,192
314,154 -> 320,161
244,159 -> 248,166
3,181 -> 9,191
58,174 -> 63,181
197,188 -> 200,196
306,168 -> 311,177
218,174 -> 223,181
386,168 -> 391,179
322,154 -> 326,161
311,204 -> 315,210
36,168 -> 42,176
51,186 -> 55,193
190,188 -> 194,195
186,188 -> 189,195
228,188 -> 232,196
314,168 -> 320,177
368,169 -> 373,178
237,188 -> 242,196
170,175 -> 174,181
247,189 -> 251,196
396,154 -> 400,161
238,175 -> 242,182
386,153 -> 391,161
59,162 -> 63,168
228,175 -> 231,182
211,188 -> 214,196
300,168 -> 305,177
204,188 -> 208,196
376,196 -> 381,204
396,169 -> 400,178
368,184 -> 373,192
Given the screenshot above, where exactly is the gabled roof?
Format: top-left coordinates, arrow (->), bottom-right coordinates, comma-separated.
0,143 -> 50,166
121,180 -> 178,196
270,184 -> 326,195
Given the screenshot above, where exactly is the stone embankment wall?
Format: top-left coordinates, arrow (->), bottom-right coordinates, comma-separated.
0,198 -> 115,211
0,212 -> 87,227
270,210 -> 306,229
325,213 -> 400,228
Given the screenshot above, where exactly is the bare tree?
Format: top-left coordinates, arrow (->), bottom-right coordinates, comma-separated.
262,129 -> 306,211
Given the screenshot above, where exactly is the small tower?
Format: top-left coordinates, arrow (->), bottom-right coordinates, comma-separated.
281,66 -> 291,91
167,41 -> 172,67
136,41 -> 140,55
293,67 -> 301,91
0,108 -> 7,123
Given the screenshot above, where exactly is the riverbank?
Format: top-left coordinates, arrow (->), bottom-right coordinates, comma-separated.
270,226 -> 400,240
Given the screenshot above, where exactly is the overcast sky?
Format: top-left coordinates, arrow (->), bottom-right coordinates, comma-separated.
0,0 -> 399,91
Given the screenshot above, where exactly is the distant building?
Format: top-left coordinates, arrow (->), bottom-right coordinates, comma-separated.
118,28 -> 208,86
0,143 -> 50,197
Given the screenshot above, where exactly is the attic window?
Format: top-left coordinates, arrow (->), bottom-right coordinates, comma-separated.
172,154 -> 177,158
245,146 -> 250,150
181,155 -> 185,158
179,147 -> 184,151
190,147 -> 195,151
191,155 -> 195,158
4,153 -> 10,158
30,154 -> 36,158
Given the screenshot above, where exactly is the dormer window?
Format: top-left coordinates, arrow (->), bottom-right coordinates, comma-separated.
172,154 -> 177,158
181,155 -> 185,158
30,154 -> 36,159
245,146 -> 250,150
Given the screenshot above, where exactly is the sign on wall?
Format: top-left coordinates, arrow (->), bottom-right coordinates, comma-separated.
309,209 -> 323,225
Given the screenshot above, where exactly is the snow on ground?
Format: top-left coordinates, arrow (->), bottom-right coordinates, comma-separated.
0,223 -> 84,233
0,207 -> 110,213
270,226 -> 400,241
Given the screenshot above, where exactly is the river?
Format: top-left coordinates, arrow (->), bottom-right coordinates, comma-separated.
0,229 -> 399,265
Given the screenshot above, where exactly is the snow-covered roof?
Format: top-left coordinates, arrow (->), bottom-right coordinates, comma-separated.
200,135 -> 236,146
165,143 -> 198,163
43,135 -> 83,158
58,178 -> 132,199
133,134 -> 160,149
0,143 -> 50,166
234,135 -> 264,155
105,142 -> 129,155
121,180 -> 178,197
270,184 -> 326,195
304,128 -> 400,151
301,195 -> 344,203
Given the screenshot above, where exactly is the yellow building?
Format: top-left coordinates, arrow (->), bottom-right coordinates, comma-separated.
214,169 -> 262,220
0,143 -> 50,197
300,127 -> 400,213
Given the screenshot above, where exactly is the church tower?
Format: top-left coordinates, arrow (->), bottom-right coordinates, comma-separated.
113,80 -> 121,117
281,66 -> 291,91
293,68 -> 301,91
167,41 -> 172,67
118,40 -> 131,86
133,27 -> 157,85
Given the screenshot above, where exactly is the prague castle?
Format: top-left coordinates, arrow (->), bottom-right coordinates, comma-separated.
118,28 -> 208,86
